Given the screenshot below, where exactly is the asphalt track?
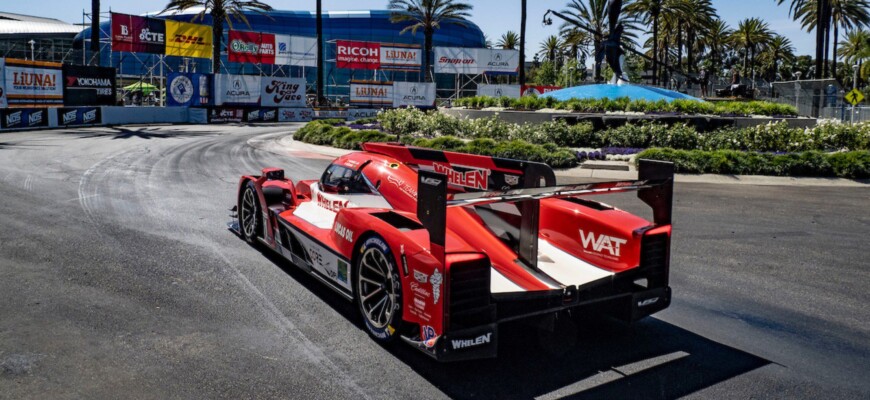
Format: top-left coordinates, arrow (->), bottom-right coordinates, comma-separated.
0,124 -> 867,399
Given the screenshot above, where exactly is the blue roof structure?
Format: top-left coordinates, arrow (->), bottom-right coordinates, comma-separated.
543,84 -> 703,103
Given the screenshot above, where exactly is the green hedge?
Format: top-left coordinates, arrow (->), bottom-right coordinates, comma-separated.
453,95 -> 798,117
295,120 -> 393,149
637,148 -> 870,178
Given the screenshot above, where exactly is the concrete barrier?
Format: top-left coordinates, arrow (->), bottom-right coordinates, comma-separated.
101,107 -> 191,125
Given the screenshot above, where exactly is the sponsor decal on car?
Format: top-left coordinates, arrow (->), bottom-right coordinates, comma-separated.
430,269 -> 442,305
337,260 -> 348,284
504,174 -> 520,186
334,221 -> 354,242
638,297 -> 659,307
414,297 -> 426,310
422,325 -> 438,348
409,281 -> 431,299
316,192 -> 348,212
387,176 -> 417,199
433,163 -> 489,190
450,332 -> 492,350
413,269 -> 428,283
420,176 -> 442,187
579,229 -> 627,257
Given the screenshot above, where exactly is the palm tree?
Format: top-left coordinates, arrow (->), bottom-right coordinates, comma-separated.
731,18 -> 773,86
762,35 -> 796,81
775,0 -> 825,78
161,0 -> 274,74
626,0 -> 662,83
483,34 -> 494,49
839,29 -> 870,82
681,0 -> 717,76
561,27 -> 591,61
388,0 -> 473,82
793,0 -> 870,78
538,35 -> 563,64
700,19 -> 733,74
519,0 -> 527,87
497,31 -> 520,49
560,0 -> 638,82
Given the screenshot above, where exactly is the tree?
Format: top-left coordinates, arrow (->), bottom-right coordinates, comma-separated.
538,35 -> 563,64
161,0 -> 274,74
699,19 -> 733,75
731,18 -> 773,86
497,31 -> 520,49
680,0 -> 717,76
388,0 -> 473,82
560,0 -> 638,82
519,0 -> 527,87
761,35 -> 796,81
560,27 -> 591,61
793,0 -> 870,78
839,29 -> 870,83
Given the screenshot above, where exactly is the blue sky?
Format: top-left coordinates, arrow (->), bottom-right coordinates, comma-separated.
5,0 -> 816,57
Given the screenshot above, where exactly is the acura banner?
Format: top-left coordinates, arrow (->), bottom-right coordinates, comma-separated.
214,74 -> 261,106
393,82 -> 435,107
477,84 -> 521,99
4,58 -> 63,107
350,81 -> 434,107
434,47 -> 519,75
62,65 -> 116,106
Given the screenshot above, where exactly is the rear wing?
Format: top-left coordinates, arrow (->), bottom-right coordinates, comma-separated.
417,159 -> 674,268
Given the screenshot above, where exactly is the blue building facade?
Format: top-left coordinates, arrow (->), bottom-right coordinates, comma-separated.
75,10 -> 486,101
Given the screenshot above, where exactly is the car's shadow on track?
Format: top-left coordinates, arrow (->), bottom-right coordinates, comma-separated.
243,236 -> 769,400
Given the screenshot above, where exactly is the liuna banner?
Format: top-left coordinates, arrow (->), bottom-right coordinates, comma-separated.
350,81 -> 393,106
276,35 -> 317,67
111,12 -> 166,54
228,30 -> 276,64
4,58 -> 63,107
434,47 -> 520,75
260,77 -> 307,108
477,84 -> 521,99
167,73 -> 210,107
214,74 -> 261,106
336,41 -> 422,71
350,81 -> 435,107
63,65 -> 116,106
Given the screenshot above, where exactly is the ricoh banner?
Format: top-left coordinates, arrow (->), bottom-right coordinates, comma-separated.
214,74 -> 261,106
276,35 -> 317,67
477,84 -> 521,99
337,41 -> 422,71
393,82 -> 435,107
350,81 -> 393,106
434,47 -> 520,75
4,58 -> 63,107
167,73 -> 210,107
260,77 -> 307,108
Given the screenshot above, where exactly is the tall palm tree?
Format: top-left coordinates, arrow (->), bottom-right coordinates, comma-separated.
699,19 -> 733,74
731,18 -> 773,86
519,0 -> 527,87
560,0 -> 638,82
538,35 -> 563,64
497,31 -> 520,49
161,0 -> 274,74
762,35 -> 796,81
626,0 -> 662,83
388,0 -> 473,82
775,0 -> 825,78
561,27 -> 591,61
839,28 -> 870,81
680,0 -> 717,75
793,0 -> 870,78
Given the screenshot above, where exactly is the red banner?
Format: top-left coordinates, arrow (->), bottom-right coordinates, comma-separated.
521,85 -> 562,96
227,30 -> 276,64
336,40 -> 381,70
111,12 -> 166,54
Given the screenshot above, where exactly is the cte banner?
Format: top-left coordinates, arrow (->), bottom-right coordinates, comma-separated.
434,47 -> 520,75
167,73 -> 210,107
214,74 -> 261,106
276,35 -> 317,67
228,30 -> 275,64
477,84 -> 521,99
336,41 -> 422,71
62,65 -> 116,106
260,77 -> 307,108
165,20 -> 212,59
4,58 -> 63,107
111,13 -> 165,54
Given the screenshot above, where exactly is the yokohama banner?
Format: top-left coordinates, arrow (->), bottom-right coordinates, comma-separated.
228,30 -> 276,64
167,72 -> 210,107
4,58 -> 63,107
434,47 -> 520,74
62,65 -> 116,106
111,13 -> 165,54
393,82 -> 435,107
275,35 -> 317,67
214,74 -> 261,106
350,81 -> 393,106
477,84 -> 521,99
260,77 -> 307,108
337,41 -> 422,71
165,20 -> 213,59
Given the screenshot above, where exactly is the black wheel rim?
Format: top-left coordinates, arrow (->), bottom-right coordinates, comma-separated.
241,189 -> 256,238
358,247 -> 397,330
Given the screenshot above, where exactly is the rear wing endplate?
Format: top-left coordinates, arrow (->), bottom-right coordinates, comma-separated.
417,160 -> 674,268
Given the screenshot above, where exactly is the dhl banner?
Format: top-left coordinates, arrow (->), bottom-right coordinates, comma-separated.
3,58 -> 63,107
165,20 -> 213,59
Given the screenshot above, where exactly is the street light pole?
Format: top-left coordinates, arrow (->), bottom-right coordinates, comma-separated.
795,71 -> 802,112
28,40 -> 35,61
852,63 -> 859,125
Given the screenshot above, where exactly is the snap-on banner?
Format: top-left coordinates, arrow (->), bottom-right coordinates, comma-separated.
58,107 -> 102,126
227,30 -> 276,64
260,77 -> 307,108
4,58 -> 63,107
167,73 -> 210,107
110,12 -> 166,54
165,20 -> 213,59
214,74 -> 261,106
62,65 -> 116,106
1,108 -> 48,129
434,47 -> 520,75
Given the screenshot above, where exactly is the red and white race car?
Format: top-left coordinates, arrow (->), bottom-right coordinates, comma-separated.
234,142 -> 674,361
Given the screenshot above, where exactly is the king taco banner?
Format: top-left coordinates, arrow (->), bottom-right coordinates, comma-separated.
336,41 -> 422,71
63,65 -> 116,107
275,35 -> 317,67
165,20 -> 213,59
4,58 -> 63,107
167,72 -> 210,107
434,47 -> 519,75
111,12 -> 165,54
260,77 -> 307,108
228,30 -> 276,64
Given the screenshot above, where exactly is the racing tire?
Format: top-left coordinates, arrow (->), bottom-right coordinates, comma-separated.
239,182 -> 261,244
354,235 -> 403,343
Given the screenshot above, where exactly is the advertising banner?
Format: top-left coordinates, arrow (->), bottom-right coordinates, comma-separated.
521,85 -> 562,96
278,108 -> 314,122
165,20 -> 213,59
275,35 -> 317,67
434,47 -> 520,75
167,73 -> 210,107
380,44 -> 422,71
1,108 -> 48,129
260,77 -> 307,108
228,30 -> 276,64
208,108 -> 244,123
392,82 -> 435,107
350,81 -> 393,106
0,58 -> 7,108
336,41 -> 422,71
111,13 -> 165,54
62,65 -> 116,106
244,108 -> 278,123
313,109 -> 348,119
4,58 -> 63,107
58,107 -> 102,126
347,108 -> 379,121
477,84 -> 521,99
214,74 -> 261,106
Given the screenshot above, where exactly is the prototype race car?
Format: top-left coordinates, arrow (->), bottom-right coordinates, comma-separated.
234,142 -> 674,361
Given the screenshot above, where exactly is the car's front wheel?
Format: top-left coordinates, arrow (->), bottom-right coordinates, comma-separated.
239,182 -> 261,243
355,235 -> 403,343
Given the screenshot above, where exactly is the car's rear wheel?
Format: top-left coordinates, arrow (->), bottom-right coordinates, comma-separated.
239,182 -> 260,243
355,235 -> 403,342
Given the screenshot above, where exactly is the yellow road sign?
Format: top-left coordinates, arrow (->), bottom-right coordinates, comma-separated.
845,89 -> 864,106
